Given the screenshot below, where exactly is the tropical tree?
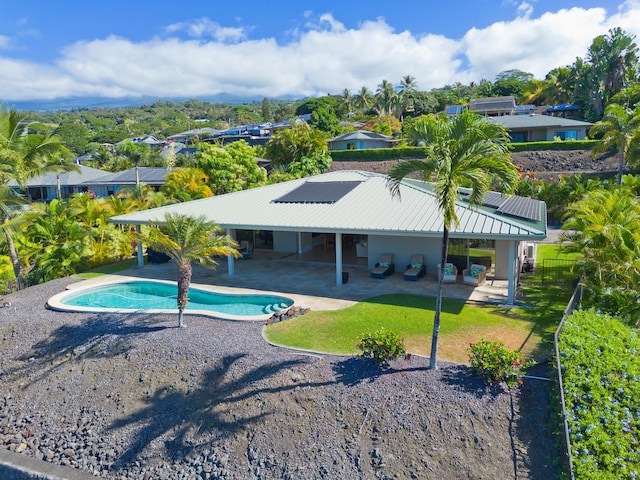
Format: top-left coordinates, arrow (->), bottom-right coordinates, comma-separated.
399,74 -> 418,94
589,103 -> 640,184
0,104 -> 77,283
375,79 -> 397,117
561,179 -> 640,324
387,111 -> 518,369
265,124 -> 328,168
355,86 -> 373,114
161,167 -> 213,201
136,213 -> 239,327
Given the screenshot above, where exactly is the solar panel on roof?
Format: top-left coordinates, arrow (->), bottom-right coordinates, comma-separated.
273,181 -> 361,204
497,196 -> 542,222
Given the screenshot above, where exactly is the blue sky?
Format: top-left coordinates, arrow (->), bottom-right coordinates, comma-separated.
0,0 -> 636,102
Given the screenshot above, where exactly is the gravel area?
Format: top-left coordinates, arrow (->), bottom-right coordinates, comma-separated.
1,277 -> 560,479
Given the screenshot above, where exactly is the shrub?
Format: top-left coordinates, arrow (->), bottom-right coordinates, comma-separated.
356,328 -> 408,367
558,308 -> 640,479
468,339 -> 534,387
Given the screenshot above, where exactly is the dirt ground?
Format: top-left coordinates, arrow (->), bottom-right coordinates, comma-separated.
0,278 -> 563,479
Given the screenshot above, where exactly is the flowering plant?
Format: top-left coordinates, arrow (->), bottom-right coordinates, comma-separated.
468,339 -> 534,387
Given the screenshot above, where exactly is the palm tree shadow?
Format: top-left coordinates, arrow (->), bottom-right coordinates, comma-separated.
109,353 -> 334,468
6,312 -> 170,385
333,357 -> 430,387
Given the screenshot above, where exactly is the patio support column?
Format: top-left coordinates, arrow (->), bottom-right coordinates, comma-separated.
507,240 -> 518,304
136,225 -> 144,268
297,232 -> 302,254
335,233 -> 343,285
227,228 -> 235,276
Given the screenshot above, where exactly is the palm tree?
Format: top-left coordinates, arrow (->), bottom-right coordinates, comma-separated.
136,213 -> 239,327
590,103 -> 640,184
387,111 -> 518,369
0,104 -> 77,282
399,75 -> 418,94
375,79 -> 397,117
356,86 -> 373,114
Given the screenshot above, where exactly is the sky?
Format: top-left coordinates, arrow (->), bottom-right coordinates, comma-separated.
0,0 -> 639,103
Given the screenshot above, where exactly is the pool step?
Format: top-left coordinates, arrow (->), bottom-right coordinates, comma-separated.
262,303 -> 290,314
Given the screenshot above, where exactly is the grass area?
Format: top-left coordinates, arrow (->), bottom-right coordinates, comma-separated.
265,244 -> 577,365
73,258 -> 141,279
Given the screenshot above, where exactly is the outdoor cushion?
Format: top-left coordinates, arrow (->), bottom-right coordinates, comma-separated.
444,264 -> 454,275
379,262 -> 389,268
470,265 -> 484,277
411,262 -> 422,269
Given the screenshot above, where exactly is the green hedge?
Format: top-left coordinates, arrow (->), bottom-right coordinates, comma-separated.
511,140 -> 596,152
330,140 -> 596,161
558,308 -> 640,479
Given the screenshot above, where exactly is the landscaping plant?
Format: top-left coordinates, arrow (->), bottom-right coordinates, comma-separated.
356,328 -> 408,367
468,339 -> 534,387
558,308 -> 640,479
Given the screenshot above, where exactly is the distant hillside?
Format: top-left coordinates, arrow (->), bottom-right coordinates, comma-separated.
4,93 -> 298,111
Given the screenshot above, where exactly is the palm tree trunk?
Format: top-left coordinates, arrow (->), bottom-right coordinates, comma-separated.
618,135 -> 626,185
4,228 -> 23,286
176,261 -> 192,328
430,226 -> 450,370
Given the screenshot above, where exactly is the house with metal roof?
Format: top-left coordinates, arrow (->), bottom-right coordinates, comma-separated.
469,96 -> 518,116
328,130 -> 398,150
7,165 -> 113,201
484,115 -> 593,142
110,170 -> 547,303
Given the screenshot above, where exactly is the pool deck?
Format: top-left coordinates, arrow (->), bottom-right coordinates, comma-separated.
72,247 -> 517,317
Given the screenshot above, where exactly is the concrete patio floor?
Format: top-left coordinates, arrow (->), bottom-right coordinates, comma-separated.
107,246 -> 514,313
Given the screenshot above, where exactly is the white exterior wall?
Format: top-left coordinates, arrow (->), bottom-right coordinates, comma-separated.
273,231 -> 298,252
494,239 -> 511,280
367,234 -> 442,274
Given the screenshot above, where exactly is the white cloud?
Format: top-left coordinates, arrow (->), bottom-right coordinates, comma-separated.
165,17 -> 247,42
2,3 -> 640,101
0,35 -> 11,49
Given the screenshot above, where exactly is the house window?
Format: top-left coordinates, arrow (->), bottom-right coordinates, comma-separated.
511,132 -> 527,142
554,130 -> 577,140
347,142 -> 355,150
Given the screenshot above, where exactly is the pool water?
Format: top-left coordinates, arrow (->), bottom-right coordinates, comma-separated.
59,281 -> 294,316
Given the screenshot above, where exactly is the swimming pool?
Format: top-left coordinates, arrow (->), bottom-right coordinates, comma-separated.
48,280 -> 294,320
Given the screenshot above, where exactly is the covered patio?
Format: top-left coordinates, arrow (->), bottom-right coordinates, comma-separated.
110,170 -> 547,305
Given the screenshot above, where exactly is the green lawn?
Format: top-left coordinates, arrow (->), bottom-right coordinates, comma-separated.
265,244 -> 577,365
73,258 -> 142,279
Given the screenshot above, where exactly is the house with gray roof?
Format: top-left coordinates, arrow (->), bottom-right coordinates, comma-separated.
110,170 -> 547,303
7,165 -> 112,201
328,130 -> 397,150
484,115 -> 593,142
469,96 -> 518,116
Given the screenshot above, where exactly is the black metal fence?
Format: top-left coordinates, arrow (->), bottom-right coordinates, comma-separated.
541,259 -> 579,285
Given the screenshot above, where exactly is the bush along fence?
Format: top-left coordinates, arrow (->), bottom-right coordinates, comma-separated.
556,281 -> 640,479
557,306 -> 640,479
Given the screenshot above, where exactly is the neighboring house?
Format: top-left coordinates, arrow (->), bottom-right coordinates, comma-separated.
166,128 -> 221,143
87,167 -> 169,196
116,136 -> 165,148
7,165 -> 111,201
110,170 -> 547,304
484,115 -> 593,142
469,96 -> 517,116
328,130 -> 397,150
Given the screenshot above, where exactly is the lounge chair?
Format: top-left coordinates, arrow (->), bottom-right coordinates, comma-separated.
371,253 -> 395,279
437,262 -> 458,283
463,263 -> 487,286
404,254 -> 426,281
239,241 -> 254,259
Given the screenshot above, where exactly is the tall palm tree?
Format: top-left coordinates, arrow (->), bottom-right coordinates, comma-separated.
356,86 -> 373,114
375,79 -> 397,117
136,213 -> 239,327
590,103 -> 640,184
399,75 -> 418,94
387,111 -> 518,369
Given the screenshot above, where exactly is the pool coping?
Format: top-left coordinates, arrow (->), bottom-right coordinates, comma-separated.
48,275 -> 357,322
